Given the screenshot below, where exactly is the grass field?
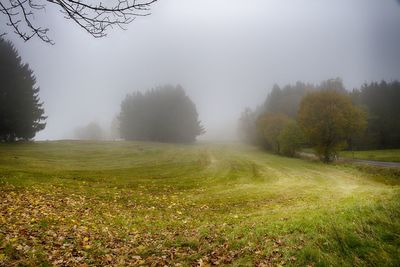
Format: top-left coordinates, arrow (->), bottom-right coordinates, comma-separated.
0,141 -> 399,266
340,149 -> 400,163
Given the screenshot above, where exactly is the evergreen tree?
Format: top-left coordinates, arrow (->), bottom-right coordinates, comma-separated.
351,81 -> 400,149
0,38 -> 46,142
119,85 -> 205,143
263,82 -> 314,118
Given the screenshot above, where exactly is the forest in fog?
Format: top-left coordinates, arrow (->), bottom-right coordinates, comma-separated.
2,34 -> 400,163
1,1 -> 400,266
239,79 -> 400,160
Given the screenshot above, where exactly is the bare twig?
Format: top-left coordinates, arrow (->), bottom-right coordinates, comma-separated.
0,0 -> 157,44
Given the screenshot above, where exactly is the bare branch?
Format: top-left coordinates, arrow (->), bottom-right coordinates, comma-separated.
0,0 -> 158,44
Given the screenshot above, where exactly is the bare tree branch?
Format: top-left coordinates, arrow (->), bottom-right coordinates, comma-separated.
0,0 -> 158,44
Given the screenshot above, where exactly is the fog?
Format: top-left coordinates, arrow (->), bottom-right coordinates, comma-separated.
3,0 -> 400,141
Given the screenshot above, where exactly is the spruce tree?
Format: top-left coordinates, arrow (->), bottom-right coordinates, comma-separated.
119,85 -> 204,143
0,38 -> 46,142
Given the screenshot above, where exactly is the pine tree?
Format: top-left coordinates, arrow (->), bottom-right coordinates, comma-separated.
0,38 -> 46,142
119,85 -> 204,143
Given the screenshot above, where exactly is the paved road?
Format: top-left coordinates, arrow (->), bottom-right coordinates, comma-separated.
299,152 -> 400,168
351,159 -> 400,168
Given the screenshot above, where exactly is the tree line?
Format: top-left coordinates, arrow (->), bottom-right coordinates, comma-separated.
74,86 -> 206,143
238,78 -> 400,162
2,36 -> 398,149
0,37 -> 205,143
351,81 -> 400,149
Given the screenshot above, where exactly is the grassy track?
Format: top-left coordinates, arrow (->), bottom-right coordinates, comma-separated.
340,149 -> 400,163
0,141 -> 399,266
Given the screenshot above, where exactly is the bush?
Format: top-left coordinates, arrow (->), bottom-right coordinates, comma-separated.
278,121 -> 305,157
256,113 -> 290,153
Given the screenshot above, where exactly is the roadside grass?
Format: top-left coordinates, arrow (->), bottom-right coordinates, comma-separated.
302,147 -> 400,163
0,141 -> 399,266
340,149 -> 400,163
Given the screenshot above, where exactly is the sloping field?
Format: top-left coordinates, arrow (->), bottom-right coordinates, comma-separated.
0,141 -> 399,266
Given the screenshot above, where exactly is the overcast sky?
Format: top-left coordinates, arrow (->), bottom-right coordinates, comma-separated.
3,0 -> 400,140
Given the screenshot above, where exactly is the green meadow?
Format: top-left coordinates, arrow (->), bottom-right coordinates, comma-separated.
0,141 -> 399,266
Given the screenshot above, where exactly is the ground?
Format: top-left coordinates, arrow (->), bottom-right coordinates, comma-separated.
0,141 -> 399,266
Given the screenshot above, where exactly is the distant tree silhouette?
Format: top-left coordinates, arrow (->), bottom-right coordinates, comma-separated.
0,38 -> 46,142
237,108 -> 259,144
351,81 -> 400,149
109,116 -> 121,140
119,85 -> 205,143
0,0 -> 157,44
74,122 -> 104,140
317,78 -> 346,93
263,82 -> 314,118
262,78 -> 345,119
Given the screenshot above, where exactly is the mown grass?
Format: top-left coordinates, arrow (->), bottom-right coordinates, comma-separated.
0,141 -> 399,266
340,149 -> 400,162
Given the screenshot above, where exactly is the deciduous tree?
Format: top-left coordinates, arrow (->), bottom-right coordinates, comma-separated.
298,90 -> 365,162
256,113 -> 290,153
278,120 -> 305,157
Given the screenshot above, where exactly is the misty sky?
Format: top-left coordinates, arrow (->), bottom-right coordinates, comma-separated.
2,0 -> 400,140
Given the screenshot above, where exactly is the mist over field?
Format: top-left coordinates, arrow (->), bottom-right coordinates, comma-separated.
2,0 -> 400,141
2,1 -> 400,265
